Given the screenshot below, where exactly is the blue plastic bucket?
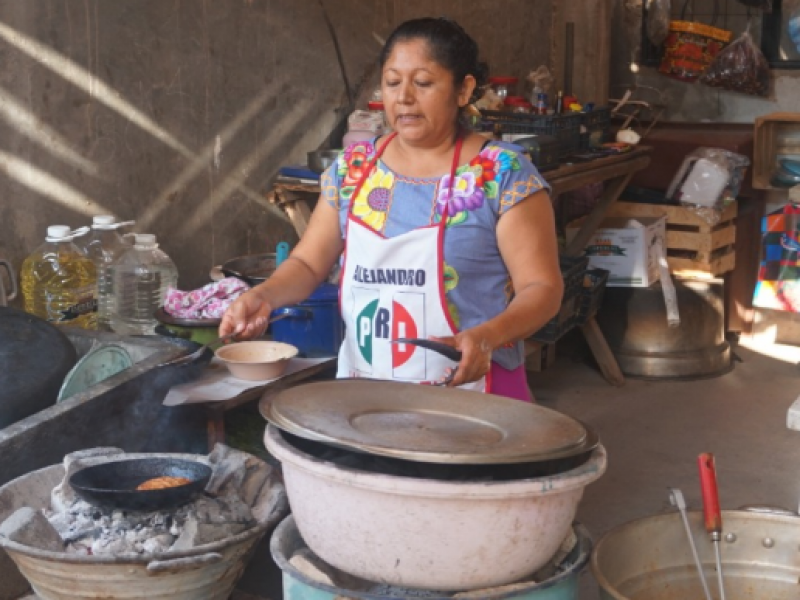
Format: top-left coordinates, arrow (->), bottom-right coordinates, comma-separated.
270,283 -> 343,358
271,515 -> 591,600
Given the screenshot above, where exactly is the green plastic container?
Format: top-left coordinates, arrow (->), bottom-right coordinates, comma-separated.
270,515 -> 591,600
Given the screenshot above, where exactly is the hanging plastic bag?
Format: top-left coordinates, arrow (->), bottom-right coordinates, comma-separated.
736,0 -> 772,11
646,0 -> 671,47
666,148 -> 749,225
753,202 -> 800,313
659,0 -> 732,82
699,25 -> 770,97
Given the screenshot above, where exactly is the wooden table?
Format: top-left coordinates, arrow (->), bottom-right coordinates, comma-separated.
267,182 -> 320,237
546,147 -> 652,386
267,147 -> 652,387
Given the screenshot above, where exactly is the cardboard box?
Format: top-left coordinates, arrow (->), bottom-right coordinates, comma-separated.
566,216 -> 666,287
607,201 -> 737,278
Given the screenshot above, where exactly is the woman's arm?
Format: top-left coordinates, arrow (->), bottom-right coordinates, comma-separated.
219,198 -> 344,338
443,189 -> 564,385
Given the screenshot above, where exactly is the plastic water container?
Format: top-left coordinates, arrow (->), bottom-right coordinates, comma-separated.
20,225 -> 97,329
79,215 -> 133,330
109,234 -> 178,335
270,283 -> 343,357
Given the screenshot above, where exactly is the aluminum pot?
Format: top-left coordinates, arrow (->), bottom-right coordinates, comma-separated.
265,424 -> 606,592
596,277 -> 731,379
592,508 -> 800,599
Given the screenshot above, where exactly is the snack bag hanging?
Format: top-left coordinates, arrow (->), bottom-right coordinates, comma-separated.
659,0 -> 732,82
647,0 -> 672,46
753,203 -> 800,313
699,25 -> 770,97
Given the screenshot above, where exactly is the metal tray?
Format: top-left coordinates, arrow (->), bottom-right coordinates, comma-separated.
260,379 -> 598,465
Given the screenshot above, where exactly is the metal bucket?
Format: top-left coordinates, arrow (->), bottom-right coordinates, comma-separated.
592,509 -> 800,599
271,515 -> 592,600
0,457 -> 287,600
596,277 -> 731,379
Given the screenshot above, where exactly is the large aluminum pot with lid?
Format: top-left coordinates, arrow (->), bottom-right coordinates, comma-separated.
261,379 -> 606,591
592,508 -> 800,599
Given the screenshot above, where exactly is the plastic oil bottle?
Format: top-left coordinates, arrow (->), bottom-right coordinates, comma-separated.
109,233 -> 178,335
79,215 -> 134,331
20,225 -> 97,329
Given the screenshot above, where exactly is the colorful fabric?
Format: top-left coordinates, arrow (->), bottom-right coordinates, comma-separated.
322,139 -> 550,370
753,204 -> 800,312
163,277 -> 250,320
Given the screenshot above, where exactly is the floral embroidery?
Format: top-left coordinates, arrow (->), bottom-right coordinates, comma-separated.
436,170 -> 485,218
352,168 -> 394,231
339,142 -> 375,202
435,147 -> 521,224
443,264 -> 459,293
447,300 -> 461,329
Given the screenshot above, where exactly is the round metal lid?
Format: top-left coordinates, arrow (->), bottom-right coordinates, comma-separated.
260,379 -> 598,465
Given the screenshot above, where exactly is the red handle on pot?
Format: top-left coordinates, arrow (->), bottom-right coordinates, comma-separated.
698,452 -> 722,535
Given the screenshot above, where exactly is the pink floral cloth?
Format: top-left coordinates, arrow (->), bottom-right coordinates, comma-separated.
163,277 -> 250,320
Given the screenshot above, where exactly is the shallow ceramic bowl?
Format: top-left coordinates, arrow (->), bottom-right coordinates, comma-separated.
215,341 -> 298,381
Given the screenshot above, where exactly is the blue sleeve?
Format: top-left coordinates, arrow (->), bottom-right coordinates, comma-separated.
487,141 -> 551,216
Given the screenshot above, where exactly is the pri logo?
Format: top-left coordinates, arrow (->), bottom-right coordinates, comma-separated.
356,299 -> 419,367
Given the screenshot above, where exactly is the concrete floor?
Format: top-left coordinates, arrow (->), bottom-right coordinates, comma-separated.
530,334 -> 800,599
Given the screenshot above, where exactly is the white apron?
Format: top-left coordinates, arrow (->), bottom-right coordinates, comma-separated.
336,133 -> 488,392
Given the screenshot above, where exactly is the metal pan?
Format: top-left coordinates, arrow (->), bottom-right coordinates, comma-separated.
69,457 -> 212,511
593,508 -> 800,599
220,253 -> 276,286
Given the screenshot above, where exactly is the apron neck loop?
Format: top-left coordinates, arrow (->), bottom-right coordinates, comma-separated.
348,131 -> 464,217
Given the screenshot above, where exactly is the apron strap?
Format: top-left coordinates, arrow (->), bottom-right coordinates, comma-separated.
347,132 -> 464,219
348,132 -> 398,216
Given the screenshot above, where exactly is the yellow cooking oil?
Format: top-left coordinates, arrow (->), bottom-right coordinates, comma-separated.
21,225 -> 98,329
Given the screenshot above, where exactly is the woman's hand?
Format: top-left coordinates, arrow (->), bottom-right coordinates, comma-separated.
219,288 -> 273,340
430,330 -> 493,387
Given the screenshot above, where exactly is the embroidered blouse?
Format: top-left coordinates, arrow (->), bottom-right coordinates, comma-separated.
321,139 -> 550,370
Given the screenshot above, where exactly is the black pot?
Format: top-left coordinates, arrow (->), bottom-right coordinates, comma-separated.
220,253 -> 276,286
0,307 -> 78,429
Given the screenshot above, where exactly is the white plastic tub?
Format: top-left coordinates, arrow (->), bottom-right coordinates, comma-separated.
265,425 -> 606,591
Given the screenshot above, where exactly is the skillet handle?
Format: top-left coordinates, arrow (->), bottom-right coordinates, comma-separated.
146,552 -> 223,574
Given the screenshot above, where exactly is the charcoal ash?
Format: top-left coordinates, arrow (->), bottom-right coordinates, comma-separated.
1,444 -> 275,558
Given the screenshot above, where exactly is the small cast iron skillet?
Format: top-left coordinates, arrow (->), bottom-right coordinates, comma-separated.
69,458 -> 212,511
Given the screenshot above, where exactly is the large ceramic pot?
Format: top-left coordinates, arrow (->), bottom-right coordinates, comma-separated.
265,424 -> 607,592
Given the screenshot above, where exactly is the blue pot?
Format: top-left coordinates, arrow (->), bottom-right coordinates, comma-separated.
271,515 -> 592,600
270,283 -> 343,358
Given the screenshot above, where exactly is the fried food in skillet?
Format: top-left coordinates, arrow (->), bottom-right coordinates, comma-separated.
136,476 -> 192,491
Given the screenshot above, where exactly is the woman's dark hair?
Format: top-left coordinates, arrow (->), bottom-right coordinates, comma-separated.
380,17 -> 488,103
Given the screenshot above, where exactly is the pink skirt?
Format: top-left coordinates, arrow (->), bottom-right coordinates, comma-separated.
489,362 -> 534,403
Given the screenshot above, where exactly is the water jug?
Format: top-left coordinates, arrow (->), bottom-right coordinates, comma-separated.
79,215 -> 134,330
109,233 -> 178,335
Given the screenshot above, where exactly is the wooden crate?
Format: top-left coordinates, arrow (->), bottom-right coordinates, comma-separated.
753,112 -> 800,190
606,201 -> 737,278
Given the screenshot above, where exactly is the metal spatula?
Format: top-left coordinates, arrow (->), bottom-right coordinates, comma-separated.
390,338 -> 463,362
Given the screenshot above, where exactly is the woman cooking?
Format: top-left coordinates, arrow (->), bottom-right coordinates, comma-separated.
220,17 -> 563,402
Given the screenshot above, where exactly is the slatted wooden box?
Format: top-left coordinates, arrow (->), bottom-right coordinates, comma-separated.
606,201 -> 737,278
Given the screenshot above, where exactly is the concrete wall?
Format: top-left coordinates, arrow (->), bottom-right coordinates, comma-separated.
0,0 -> 565,293
610,0 -> 800,123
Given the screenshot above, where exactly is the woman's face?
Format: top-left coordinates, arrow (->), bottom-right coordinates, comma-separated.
381,38 -> 475,146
